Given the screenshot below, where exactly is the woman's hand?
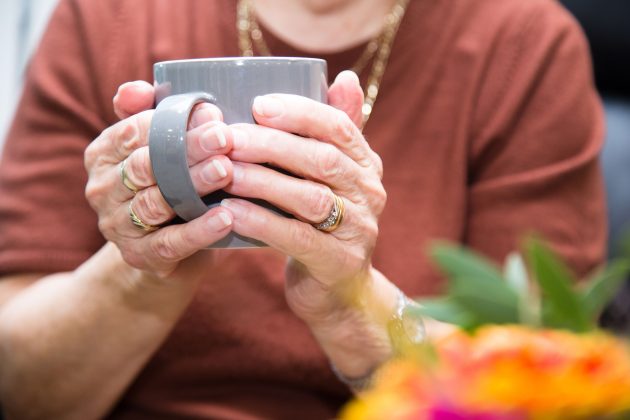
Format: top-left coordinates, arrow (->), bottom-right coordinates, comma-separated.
84,81 -> 235,281
221,71 -> 387,324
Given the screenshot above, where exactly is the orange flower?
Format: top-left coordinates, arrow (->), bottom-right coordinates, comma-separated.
340,326 -> 630,420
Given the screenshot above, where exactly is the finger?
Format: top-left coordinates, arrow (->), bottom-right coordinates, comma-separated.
225,162 -> 336,223
229,124 -> 362,194
221,198 -> 331,255
107,152 -> 233,233
185,121 -> 232,165
93,101 -> 224,166
138,206 -> 233,274
251,94 -> 373,168
92,109 -> 154,165
117,146 -> 154,197
112,81 -> 223,126
127,156 -> 233,225
328,71 -> 364,129
220,199 -> 354,276
113,81 -> 155,120
114,145 -> 232,203
130,186 -> 177,228
188,102 -> 224,129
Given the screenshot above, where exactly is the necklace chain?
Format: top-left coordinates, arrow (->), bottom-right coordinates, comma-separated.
236,0 -> 409,127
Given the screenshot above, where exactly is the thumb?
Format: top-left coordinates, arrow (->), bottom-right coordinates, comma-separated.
328,71 -> 364,129
113,81 -> 155,120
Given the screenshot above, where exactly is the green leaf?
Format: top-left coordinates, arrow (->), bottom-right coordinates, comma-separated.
432,244 -> 519,326
581,259 -> 630,320
414,298 -> 478,328
504,252 -> 540,327
524,238 -> 590,332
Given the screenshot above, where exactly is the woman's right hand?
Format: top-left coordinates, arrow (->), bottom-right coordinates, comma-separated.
84,81 -> 235,280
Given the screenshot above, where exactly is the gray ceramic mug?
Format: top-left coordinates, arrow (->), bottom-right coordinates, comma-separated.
148,57 -> 328,248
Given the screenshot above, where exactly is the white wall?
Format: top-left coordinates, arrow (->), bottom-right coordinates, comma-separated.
0,0 -> 58,153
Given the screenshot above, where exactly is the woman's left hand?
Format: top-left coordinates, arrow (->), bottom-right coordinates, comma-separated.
222,72 -> 387,326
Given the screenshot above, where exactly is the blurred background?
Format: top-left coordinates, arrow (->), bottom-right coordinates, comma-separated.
0,0 -> 57,147
0,0 -> 628,323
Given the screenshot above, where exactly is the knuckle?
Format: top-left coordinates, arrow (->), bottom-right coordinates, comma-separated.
114,120 -> 140,154
151,234 -> 181,262
363,218 -> 380,242
372,182 -> 387,204
374,185 -> 387,214
134,188 -> 170,224
85,130 -> 113,169
314,144 -> 342,180
332,109 -> 355,144
84,179 -> 102,206
127,148 -> 153,187
97,216 -> 115,239
291,222 -> 317,257
359,178 -> 387,215
309,185 -> 334,222
115,110 -> 153,156
84,142 -> 98,170
370,193 -> 387,216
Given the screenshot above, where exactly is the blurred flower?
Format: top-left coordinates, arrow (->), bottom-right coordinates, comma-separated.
341,326 -> 630,419
340,238 -> 630,420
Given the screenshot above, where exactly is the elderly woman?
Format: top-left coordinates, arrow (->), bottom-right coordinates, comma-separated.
0,0 -> 605,418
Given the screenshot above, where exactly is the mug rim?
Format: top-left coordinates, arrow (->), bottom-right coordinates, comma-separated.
155,56 -> 326,67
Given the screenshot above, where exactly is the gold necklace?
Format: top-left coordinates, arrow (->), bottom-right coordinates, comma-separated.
236,0 -> 410,127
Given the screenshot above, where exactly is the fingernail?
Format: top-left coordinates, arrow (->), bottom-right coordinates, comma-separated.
216,128 -> 227,148
221,199 -> 245,218
212,160 -> 228,178
253,96 -> 284,118
232,128 -> 248,149
200,125 -> 227,152
201,159 -> 228,183
208,211 -> 232,230
218,212 -> 232,227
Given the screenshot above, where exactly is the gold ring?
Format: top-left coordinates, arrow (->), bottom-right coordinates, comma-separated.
313,193 -> 345,233
128,201 -> 158,232
120,159 -> 139,194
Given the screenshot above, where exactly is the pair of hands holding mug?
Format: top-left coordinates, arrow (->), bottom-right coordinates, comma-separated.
84,71 -> 386,325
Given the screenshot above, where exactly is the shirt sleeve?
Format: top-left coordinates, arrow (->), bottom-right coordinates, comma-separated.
0,0 -> 114,275
465,0 -> 606,277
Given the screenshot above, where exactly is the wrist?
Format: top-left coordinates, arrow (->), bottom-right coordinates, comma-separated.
300,266 -> 398,327
78,242 -> 199,316
306,267 -> 400,376
307,268 -> 426,391
329,286 -> 426,393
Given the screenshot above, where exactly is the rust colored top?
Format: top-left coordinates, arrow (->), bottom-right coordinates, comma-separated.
0,0 -> 606,418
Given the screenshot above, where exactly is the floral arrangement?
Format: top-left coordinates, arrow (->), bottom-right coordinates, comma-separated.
340,238 -> 630,420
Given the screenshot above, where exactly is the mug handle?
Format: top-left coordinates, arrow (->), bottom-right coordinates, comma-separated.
149,92 -> 216,221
